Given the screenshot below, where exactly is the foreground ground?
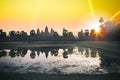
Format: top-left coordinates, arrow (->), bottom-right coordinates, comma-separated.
0,73 -> 120,80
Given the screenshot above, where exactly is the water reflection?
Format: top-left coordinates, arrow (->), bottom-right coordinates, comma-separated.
0,50 -> 7,58
0,46 -> 120,74
0,47 -> 100,59
9,48 -> 27,58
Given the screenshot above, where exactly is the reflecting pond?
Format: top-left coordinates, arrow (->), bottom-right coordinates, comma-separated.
0,45 -> 120,74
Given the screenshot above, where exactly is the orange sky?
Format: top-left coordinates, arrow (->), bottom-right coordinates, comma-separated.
0,0 -> 120,35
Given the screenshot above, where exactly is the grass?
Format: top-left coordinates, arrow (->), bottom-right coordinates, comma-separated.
0,41 -> 77,48
0,41 -> 120,53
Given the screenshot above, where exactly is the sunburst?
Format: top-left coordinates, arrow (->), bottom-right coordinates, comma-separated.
110,10 -> 120,20
88,0 -> 101,33
88,0 -> 95,20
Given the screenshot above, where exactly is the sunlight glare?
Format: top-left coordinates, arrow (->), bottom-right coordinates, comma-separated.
88,0 -> 95,20
110,10 -> 120,20
95,27 -> 100,33
88,0 -> 100,33
90,21 -> 100,33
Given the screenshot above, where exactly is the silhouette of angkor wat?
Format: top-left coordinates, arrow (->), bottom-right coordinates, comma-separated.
0,21 -> 120,42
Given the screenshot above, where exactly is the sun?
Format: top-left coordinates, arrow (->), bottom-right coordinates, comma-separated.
94,24 -> 100,34
95,27 -> 100,33
94,23 -> 101,33
89,21 -> 101,33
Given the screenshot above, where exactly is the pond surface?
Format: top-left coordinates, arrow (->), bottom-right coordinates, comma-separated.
0,45 -> 120,74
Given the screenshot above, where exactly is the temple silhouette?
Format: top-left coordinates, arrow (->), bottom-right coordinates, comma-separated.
0,20 -> 120,42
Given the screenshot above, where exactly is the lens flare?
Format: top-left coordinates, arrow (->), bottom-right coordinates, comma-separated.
110,10 -> 120,20
88,0 -> 100,33
88,0 -> 95,20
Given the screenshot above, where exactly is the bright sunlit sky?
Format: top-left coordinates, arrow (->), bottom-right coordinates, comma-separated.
0,0 -> 120,35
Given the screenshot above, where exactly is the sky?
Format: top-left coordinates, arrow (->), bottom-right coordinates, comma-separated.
0,0 -> 120,35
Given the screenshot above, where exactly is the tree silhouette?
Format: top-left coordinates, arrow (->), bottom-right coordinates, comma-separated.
99,17 -> 104,24
30,30 -> 35,37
